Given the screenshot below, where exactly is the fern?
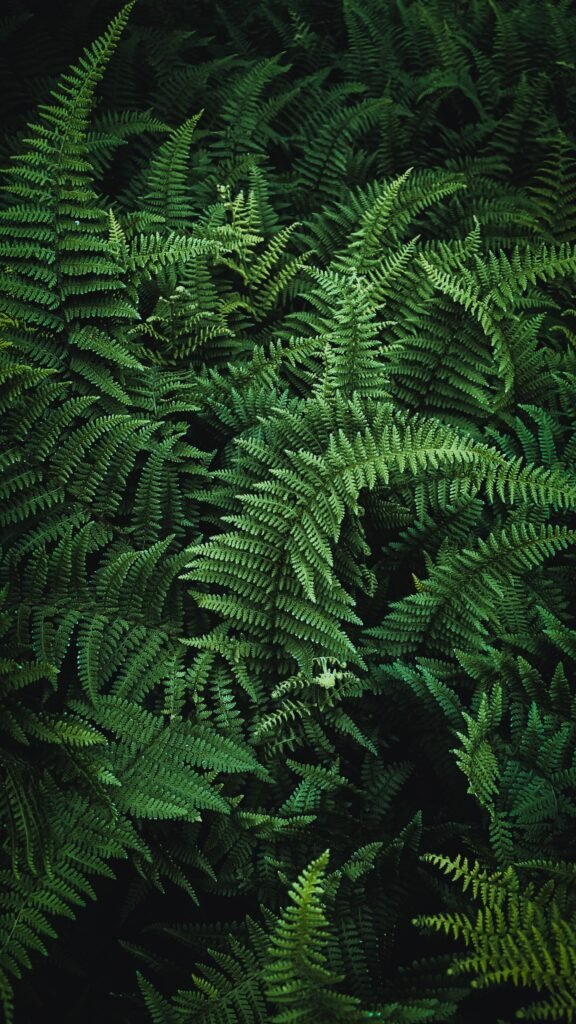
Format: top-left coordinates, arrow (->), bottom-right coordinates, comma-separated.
263,850 -> 368,1022
414,854 -> 576,1021
2,0 -> 576,1020
0,2 -> 137,332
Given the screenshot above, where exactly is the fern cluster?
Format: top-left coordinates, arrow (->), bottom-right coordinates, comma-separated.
1,0 -> 576,1020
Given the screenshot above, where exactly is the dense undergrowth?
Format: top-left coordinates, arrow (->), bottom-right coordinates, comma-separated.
1,0 -> 576,1021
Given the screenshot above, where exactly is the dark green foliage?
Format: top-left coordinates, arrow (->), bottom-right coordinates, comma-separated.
1,0 -> 576,1021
